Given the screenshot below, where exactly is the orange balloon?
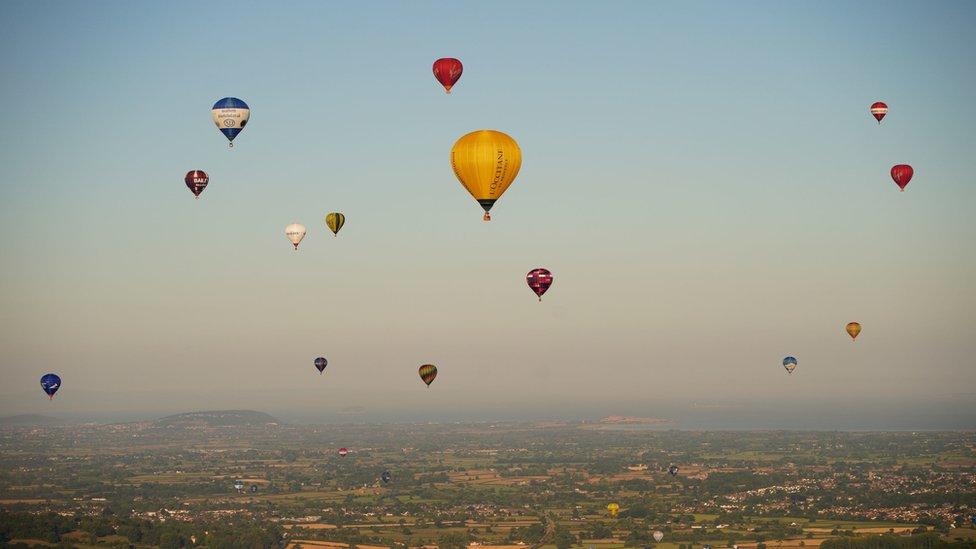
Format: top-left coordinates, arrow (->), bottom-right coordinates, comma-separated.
846,322 -> 861,341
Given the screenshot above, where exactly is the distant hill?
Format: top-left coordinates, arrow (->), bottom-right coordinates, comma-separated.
0,414 -> 66,426
599,415 -> 672,425
154,410 -> 282,427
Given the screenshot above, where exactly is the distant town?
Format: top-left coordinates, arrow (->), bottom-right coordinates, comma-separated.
1,411 -> 974,548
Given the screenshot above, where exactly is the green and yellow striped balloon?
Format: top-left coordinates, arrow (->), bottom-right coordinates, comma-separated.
418,364 -> 438,387
325,212 -> 345,237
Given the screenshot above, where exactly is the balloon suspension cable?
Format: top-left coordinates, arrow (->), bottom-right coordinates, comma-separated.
195,195 -> 200,200
483,212 -> 491,221
49,395 -> 53,401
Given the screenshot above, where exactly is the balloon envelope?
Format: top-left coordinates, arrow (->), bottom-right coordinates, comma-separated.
40,373 -> 61,400
846,322 -> 861,341
212,97 -> 249,146
314,357 -> 328,373
286,223 -> 307,250
338,447 -> 349,457
382,470 -> 392,484
607,503 -> 619,517
419,364 -> 438,387
184,170 -> 209,198
653,532 -> 665,543
433,58 -> 463,93
870,101 -> 888,123
668,465 -> 679,476
890,164 -> 914,191
783,356 -> 798,373
451,130 -> 522,221
326,212 -> 345,236
526,268 -> 553,301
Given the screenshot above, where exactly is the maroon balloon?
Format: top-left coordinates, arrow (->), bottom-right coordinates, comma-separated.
526,268 -> 553,301
890,164 -> 913,192
184,170 -> 209,198
870,101 -> 888,123
433,58 -> 463,93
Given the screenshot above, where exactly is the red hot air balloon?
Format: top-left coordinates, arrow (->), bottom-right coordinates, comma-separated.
338,447 -> 349,457
526,268 -> 553,301
184,170 -> 209,199
890,164 -> 914,192
870,102 -> 888,124
433,58 -> 463,93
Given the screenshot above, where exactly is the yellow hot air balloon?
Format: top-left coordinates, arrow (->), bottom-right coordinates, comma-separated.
326,212 -> 345,237
450,130 -> 522,221
607,502 -> 619,518
846,322 -> 861,341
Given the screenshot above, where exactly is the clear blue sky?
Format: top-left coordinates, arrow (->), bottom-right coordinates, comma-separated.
1,1 -> 974,427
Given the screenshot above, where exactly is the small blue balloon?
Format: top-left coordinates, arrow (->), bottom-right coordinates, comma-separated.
40,373 -> 61,399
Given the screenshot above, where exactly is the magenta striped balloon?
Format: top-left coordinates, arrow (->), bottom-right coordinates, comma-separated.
526,268 -> 553,301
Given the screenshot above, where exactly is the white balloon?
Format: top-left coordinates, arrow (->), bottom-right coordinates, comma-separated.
653,531 -> 664,543
285,223 -> 307,250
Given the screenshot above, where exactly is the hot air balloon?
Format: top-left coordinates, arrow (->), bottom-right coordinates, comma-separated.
870,102 -> 888,124
325,212 -> 345,237
653,531 -> 665,543
667,465 -> 679,476
339,447 -> 349,457
234,480 -> 244,491
846,322 -> 861,341
381,470 -> 392,484
212,97 -> 249,147
315,357 -> 328,374
419,364 -> 438,387
526,268 -> 553,301
184,170 -> 209,199
451,130 -> 522,221
433,58 -> 463,94
285,223 -> 307,250
250,484 -> 258,493
607,502 -> 620,518
891,164 -> 914,192
40,374 -> 61,400
783,356 -> 798,374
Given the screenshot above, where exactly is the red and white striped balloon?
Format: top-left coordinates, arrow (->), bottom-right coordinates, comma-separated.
870,101 -> 888,124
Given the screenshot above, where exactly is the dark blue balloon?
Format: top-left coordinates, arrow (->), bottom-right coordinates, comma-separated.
40,373 -> 61,399
314,357 -> 328,373
381,470 -> 392,484
668,465 -> 679,476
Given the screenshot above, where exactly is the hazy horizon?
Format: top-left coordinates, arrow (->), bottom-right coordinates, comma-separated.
2,1 -> 974,429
